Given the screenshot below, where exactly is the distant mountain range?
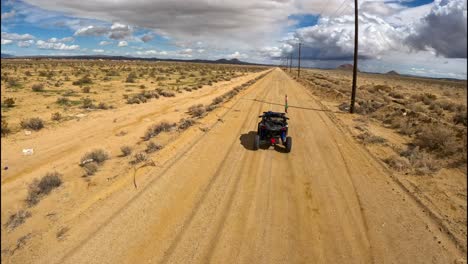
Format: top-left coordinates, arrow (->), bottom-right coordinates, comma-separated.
0,53 -> 264,66
336,63 -> 360,72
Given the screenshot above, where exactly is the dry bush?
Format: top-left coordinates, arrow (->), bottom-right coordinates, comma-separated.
178,118 -> 195,130
5,210 -> 32,230
158,90 -> 176,97
131,152 -> 148,164
188,104 -> 206,117
146,141 -> 162,153
413,124 -> 459,157
82,162 -> 98,176
384,155 -> 410,172
453,110 -> 467,126
81,98 -> 94,109
143,121 -> 176,141
72,75 -> 92,86
26,172 -> 62,206
356,131 -> 386,144
211,96 -> 224,105
1,119 -> 10,137
400,146 -> 440,175
82,86 -> 91,93
31,83 -> 44,92
126,72 -> 137,83
80,149 -> 109,165
56,97 -> 70,106
51,112 -> 62,121
97,102 -> 109,110
3,97 -> 15,107
20,117 -> 44,131
120,145 -> 132,157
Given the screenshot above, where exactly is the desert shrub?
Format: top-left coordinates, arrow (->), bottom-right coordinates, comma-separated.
8,78 -> 20,87
145,141 -> 162,153
82,86 -> 91,93
356,132 -> 386,144
188,104 -> 206,117
212,96 -> 224,105
413,124 -> 459,157
126,95 -> 145,104
31,83 -> 44,92
126,72 -> 137,83
51,112 -> 62,121
82,162 -> 98,176
400,146 -> 440,175
143,121 -> 176,141
120,145 -> 132,157
384,156 -> 410,172
1,119 -> 10,137
389,91 -> 404,99
63,89 -> 75,97
97,102 -> 109,110
26,172 -> 62,206
3,97 -> 15,107
72,75 -> 92,86
453,110 -> 467,126
205,104 -> 217,112
178,118 -> 195,130
20,117 -> 44,131
131,152 -> 148,164
80,149 -> 109,165
81,98 -> 94,109
5,210 -> 32,230
56,97 -> 70,106
140,84 -> 146,89
158,90 -> 176,97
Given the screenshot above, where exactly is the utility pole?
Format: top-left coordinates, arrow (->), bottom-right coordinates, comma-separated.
297,43 -> 302,78
289,53 -> 292,72
285,55 -> 289,71
350,0 -> 358,113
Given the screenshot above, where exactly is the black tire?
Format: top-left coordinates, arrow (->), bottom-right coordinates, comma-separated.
254,135 -> 260,150
285,136 -> 292,153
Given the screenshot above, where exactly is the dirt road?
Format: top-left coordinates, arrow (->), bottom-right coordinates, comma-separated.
5,68 -> 464,263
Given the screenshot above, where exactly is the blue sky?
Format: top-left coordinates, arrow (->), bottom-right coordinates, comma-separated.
1,0 -> 467,79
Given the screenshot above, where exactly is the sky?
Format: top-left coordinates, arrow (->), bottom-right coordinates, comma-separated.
1,0 -> 467,79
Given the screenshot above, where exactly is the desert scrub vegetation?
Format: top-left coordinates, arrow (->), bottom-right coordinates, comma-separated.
80,149 -> 109,176
5,210 -> 32,230
131,152 -> 148,164
3,97 -> 16,107
26,172 -> 63,206
1,119 -> 10,137
20,117 -> 44,131
143,121 -> 176,141
178,118 -> 196,130
72,75 -> 92,86
146,141 -> 162,153
188,104 -> 206,117
51,112 -> 62,121
31,83 -> 44,92
356,131 -> 386,144
120,145 -> 132,157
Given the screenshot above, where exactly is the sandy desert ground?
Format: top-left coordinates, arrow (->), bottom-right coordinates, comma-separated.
1,61 -> 466,263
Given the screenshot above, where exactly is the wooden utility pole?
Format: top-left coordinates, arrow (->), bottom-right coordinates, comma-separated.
350,0 -> 358,113
297,43 -> 302,78
289,53 -> 292,72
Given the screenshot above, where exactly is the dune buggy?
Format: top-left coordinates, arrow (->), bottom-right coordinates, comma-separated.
254,111 -> 292,152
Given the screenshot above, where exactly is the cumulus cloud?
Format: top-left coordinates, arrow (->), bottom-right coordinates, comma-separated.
227,51 -> 247,59
74,25 -> 109,36
280,13 -> 405,60
405,0 -> 467,58
1,32 -> 35,40
92,49 -> 104,53
136,49 -> 167,56
99,40 -> 111,45
36,39 -> 80,50
1,10 -> 16,20
117,40 -> 128,47
1,39 -> 13,45
17,40 -> 35,47
141,34 -> 154,43
109,23 -> 132,40
48,36 -> 74,42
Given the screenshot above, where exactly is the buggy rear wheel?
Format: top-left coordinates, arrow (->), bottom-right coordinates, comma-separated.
254,135 -> 260,150
285,136 -> 292,153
